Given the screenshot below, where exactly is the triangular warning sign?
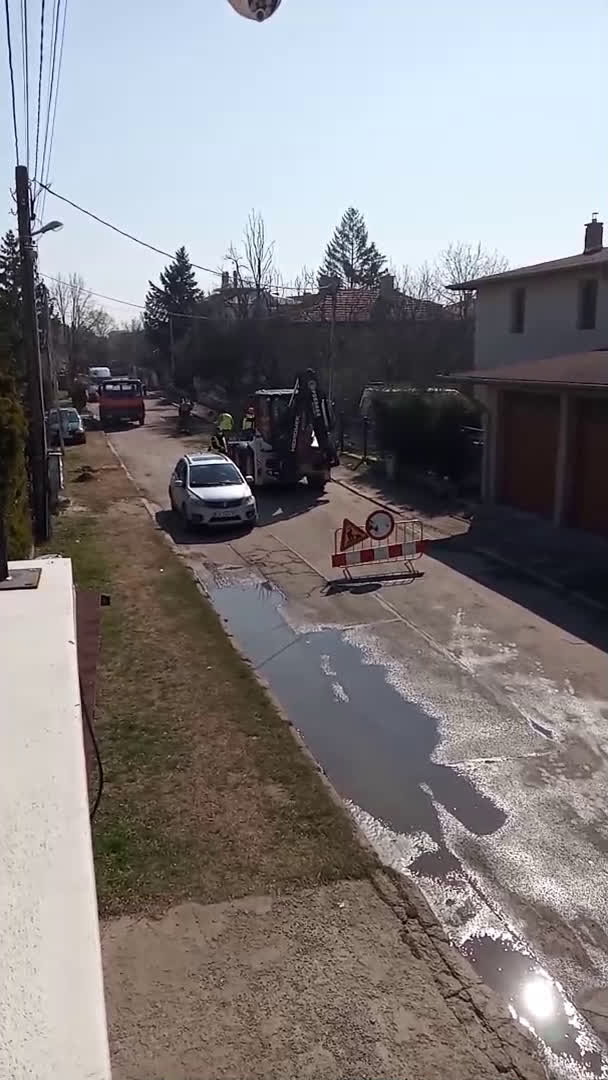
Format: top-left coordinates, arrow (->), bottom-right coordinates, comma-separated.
339,518 -> 367,552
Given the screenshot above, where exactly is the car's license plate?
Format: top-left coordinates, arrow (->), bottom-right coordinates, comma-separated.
214,509 -> 237,518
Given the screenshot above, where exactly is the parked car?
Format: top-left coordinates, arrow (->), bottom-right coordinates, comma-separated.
169,452 -> 257,528
47,407 -> 86,445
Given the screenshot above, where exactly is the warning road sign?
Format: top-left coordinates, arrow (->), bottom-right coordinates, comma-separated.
365,509 -> 395,541
339,518 -> 368,552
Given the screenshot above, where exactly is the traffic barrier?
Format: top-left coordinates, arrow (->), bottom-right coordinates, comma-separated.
332,518 -> 426,577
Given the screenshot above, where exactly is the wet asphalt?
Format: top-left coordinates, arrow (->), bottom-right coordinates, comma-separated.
107,403 -> 608,1079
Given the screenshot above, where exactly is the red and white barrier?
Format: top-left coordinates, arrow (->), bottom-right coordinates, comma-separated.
331,518 -> 426,576
332,537 -> 426,569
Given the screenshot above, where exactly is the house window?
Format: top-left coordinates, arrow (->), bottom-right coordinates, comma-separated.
577,278 -> 598,330
510,287 -> 526,334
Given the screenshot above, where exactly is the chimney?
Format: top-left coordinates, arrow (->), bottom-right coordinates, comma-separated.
233,270 -> 239,289
221,271 -> 230,291
584,213 -> 604,254
378,272 -> 395,300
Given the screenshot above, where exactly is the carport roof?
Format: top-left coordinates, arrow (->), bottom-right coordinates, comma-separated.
446,350 -> 608,390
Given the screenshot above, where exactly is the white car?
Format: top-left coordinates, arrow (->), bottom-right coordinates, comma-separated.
169,452 -> 257,528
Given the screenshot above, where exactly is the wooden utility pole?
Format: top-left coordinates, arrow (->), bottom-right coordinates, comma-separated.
15,165 -> 49,541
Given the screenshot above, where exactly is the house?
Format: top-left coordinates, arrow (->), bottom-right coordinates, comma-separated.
448,216 -> 608,370
446,217 -> 608,538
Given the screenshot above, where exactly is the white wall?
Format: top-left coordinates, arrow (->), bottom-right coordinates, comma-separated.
474,271 -> 608,369
0,558 -> 111,1080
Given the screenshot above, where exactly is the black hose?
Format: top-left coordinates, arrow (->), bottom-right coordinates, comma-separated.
80,676 -> 104,822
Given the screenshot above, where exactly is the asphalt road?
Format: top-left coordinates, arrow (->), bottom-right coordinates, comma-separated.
106,401 -> 608,1079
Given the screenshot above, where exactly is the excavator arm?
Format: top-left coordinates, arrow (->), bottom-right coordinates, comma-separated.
288,368 -> 337,467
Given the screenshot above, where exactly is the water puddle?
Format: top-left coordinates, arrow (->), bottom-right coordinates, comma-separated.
211,578 -> 506,845
208,572 -> 608,1079
466,932 -> 606,1078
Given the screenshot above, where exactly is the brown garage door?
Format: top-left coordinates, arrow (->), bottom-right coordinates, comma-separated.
571,397 -> 608,536
500,391 -> 559,518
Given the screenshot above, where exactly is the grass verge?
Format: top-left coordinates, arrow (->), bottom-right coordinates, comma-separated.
44,434 -> 371,916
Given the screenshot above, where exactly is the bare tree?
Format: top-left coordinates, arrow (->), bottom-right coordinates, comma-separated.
224,210 -> 279,318
394,262 -> 442,321
293,264 -> 317,296
436,242 -> 508,317
244,210 -> 275,304
50,272 -> 114,375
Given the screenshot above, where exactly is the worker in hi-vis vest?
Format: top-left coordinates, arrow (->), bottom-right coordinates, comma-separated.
217,411 -> 234,433
242,406 -> 255,432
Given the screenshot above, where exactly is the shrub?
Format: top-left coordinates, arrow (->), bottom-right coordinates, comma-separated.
372,389 -> 481,484
0,371 -> 32,558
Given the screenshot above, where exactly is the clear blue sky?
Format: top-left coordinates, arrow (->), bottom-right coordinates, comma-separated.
2,0 -> 607,322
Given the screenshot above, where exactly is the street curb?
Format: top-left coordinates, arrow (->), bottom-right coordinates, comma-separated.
333,476 -> 608,616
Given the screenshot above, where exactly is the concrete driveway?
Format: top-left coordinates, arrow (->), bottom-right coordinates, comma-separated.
107,400 -> 608,1078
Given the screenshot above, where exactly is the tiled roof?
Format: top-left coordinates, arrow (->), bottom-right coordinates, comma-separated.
447,350 -> 608,389
287,288 -> 379,323
285,288 -> 445,324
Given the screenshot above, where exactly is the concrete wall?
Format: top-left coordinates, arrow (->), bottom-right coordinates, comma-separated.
0,557 -> 111,1080
475,270 -> 608,369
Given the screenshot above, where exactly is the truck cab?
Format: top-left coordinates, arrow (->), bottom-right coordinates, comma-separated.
98,377 -> 145,427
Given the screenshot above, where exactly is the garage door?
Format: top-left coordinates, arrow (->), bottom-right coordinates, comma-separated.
571,398 -> 608,536
500,391 -> 559,518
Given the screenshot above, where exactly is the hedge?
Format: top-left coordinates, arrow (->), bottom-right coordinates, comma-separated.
0,371 -> 32,558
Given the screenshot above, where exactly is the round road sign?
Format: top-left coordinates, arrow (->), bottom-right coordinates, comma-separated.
365,509 -> 395,541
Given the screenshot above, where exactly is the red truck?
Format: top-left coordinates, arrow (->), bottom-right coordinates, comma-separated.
98,378 -> 145,427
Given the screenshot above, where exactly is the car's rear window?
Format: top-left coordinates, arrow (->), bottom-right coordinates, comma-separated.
101,381 -> 141,396
188,462 -> 241,487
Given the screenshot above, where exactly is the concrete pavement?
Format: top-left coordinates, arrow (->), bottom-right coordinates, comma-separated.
106,401 -> 608,1078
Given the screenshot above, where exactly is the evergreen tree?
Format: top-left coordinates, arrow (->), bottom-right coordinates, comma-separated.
0,231 -> 23,377
144,247 -> 201,366
319,208 -> 386,288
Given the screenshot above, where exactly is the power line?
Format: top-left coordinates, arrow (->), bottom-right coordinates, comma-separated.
33,0 -> 46,180
37,181 -> 307,293
40,272 -> 211,319
38,0 -> 61,200
20,0 -> 30,168
39,0 -> 67,220
4,0 -> 21,163
38,182 -> 223,278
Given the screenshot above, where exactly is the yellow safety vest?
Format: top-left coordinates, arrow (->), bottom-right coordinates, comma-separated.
218,412 -> 233,432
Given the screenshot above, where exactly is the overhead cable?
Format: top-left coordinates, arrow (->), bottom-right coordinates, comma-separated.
20,0 -> 30,167
33,0 -> 46,180
41,272 -> 211,319
4,0 -> 21,163
37,181 -> 305,293
39,0 -> 67,220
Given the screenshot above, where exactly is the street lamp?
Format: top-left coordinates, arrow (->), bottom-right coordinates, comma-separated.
226,0 -> 282,21
31,220 -> 63,238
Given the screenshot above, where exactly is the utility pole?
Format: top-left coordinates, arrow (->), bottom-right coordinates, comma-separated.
15,165 -> 49,541
168,314 -> 175,385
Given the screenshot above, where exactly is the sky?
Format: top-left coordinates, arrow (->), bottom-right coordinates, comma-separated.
1,0 -> 607,324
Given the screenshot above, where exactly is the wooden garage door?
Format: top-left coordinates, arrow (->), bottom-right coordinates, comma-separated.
500,391 -> 559,518
571,398 -> 608,536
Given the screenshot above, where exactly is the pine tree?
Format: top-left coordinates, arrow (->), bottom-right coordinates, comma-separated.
144,247 -> 201,362
319,208 -> 386,288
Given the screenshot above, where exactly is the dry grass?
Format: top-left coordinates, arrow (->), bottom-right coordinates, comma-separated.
46,434 -> 372,916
